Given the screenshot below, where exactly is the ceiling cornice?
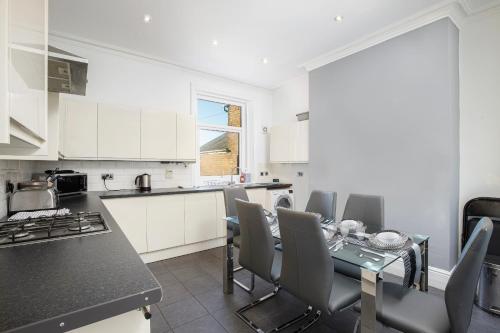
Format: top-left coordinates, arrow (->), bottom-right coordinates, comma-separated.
300,0 -> 467,72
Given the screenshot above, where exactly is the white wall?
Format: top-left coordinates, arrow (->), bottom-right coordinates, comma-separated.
0,160 -> 34,217
459,7 -> 500,238
270,73 -> 310,210
47,35 -> 273,187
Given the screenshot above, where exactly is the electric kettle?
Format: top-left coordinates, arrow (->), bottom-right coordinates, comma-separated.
135,173 -> 151,191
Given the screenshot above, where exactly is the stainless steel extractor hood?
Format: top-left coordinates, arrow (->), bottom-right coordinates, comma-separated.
48,46 -> 88,95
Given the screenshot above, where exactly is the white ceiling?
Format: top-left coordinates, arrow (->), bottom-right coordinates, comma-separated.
49,0 -> 446,88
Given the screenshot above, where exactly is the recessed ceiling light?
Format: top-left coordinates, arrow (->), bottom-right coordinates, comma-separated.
212,39 -> 219,46
262,57 -> 269,65
334,15 -> 343,22
143,14 -> 152,23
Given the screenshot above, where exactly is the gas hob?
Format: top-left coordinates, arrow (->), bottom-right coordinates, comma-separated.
0,211 -> 110,248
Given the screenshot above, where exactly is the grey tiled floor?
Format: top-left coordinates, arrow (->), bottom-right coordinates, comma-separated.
147,247 -> 500,333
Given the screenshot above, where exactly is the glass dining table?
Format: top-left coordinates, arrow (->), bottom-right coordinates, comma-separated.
222,216 -> 429,333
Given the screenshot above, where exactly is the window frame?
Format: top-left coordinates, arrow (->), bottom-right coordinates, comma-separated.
194,92 -> 247,185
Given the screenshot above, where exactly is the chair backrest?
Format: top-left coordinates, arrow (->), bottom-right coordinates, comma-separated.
235,199 -> 277,283
223,187 -> 249,217
342,194 -> 384,234
305,190 -> 337,220
277,208 -> 334,313
445,217 -> 493,333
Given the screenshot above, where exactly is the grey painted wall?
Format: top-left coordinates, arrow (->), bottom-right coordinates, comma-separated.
309,18 -> 459,270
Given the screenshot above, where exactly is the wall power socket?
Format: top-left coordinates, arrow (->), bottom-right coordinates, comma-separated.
101,173 -> 114,180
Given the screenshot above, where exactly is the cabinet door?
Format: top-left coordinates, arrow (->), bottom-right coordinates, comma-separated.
147,195 -> 185,252
247,188 -> 268,207
215,191 -> 227,238
62,99 -> 98,159
98,104 -> 141,159
141,110 -> 177,160
176,113 -> 196,161
8,0 -> 47,141
185,192 -> 217,244
269,125 -> 291,162
102,198 -> 148,253
0,0 -> 8,144
292,120 -> 309,162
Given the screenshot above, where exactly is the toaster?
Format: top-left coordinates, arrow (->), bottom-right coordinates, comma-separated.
8,188 -> 58,216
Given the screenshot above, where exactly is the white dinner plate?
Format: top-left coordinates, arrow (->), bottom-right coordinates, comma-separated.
375,231 -> 400,243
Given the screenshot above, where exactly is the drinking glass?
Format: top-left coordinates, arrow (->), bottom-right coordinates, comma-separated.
340,223 -> 350,244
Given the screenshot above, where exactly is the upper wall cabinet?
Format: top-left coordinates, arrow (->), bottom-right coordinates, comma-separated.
7,0 -> 48,145
60,99 -> 98,159
270,120 -> 309,163
0,0 -> 51,158
0,0 -> 8,144
98,104 -> 141,160
141,109 -> 177,160
176,113 -> 196,161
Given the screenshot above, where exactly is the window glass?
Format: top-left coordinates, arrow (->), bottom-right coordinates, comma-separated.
200,129 -> 240,176
197,99 -> 241,127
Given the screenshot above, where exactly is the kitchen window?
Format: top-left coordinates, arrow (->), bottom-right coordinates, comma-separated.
197,98 -> 244,180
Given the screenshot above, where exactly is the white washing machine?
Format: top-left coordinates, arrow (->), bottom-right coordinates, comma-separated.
267,188 -> 294,214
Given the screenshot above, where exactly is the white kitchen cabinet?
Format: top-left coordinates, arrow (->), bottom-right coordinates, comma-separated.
215,191 -> 227,238
292,120 -> 309,162
141,110 -> 177,160
147,195 -> 185,252
176,113 -> 196,161
61,99 -> 98,159
0,0 -> 8,144
70,309 -> 149,333
269,120 -> 309,163
7,0 -> 47,143
185,192 -> 217,244
247,188 -> 268,208
269,125 -> 291,163
98,104 -> 141,160
102,198 -> 148,254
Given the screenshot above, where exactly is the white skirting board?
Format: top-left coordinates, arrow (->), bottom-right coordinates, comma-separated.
140,237 -> 226,263
383,259 -> 451,290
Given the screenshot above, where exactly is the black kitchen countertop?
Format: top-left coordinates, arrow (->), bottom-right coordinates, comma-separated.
0,192 -> 162,333
99,182 -> 293,199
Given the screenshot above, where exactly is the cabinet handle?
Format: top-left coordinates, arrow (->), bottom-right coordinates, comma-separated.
141,306 -> 152,320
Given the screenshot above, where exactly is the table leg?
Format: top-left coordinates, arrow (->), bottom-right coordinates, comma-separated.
360,269 -> 382,333
419,239 -> 429,292
223,221 -> 234,294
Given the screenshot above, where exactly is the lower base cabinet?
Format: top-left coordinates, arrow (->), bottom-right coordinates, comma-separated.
147,195 -> 185,252
103,189 -> 272,256
102,197 -> 148,254
69,309 -> 149,333
185,192 -> 217,244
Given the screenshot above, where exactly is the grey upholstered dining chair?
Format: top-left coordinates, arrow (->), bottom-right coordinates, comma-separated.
354,217 -> 493,333
223,187 -> 255,293
234,199 -> 290,332
335,193 -> 385,280
305,190 -> 337,220
277,208 -> 361,331
342,193 -> 384,234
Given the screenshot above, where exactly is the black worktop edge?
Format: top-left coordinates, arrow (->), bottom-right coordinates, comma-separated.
99,183 -> 293,199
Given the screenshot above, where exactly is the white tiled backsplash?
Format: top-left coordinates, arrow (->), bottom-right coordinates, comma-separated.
35,161 -> 195,191
0,160 -> 35,217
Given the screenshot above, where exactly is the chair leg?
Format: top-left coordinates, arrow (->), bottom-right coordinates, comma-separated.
234,270 -> 255,294
293,310 -> 321,332
269,305 -> 314,332
234,263 -> 255,293
236,285 -> 281,333
353,315 -> 360,333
